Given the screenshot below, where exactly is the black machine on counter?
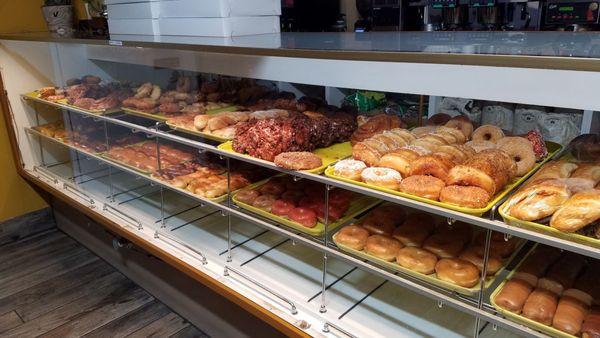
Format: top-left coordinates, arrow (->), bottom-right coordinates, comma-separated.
352,0 -> 600,31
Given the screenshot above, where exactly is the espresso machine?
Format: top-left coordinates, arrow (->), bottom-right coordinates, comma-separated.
408,0 -> 542,30
541,0 -> 600,30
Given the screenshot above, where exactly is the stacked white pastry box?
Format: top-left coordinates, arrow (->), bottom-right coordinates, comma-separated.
106,0 -> 281,37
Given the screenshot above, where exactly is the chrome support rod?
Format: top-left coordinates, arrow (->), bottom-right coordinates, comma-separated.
103,203 -> 143,231
320,184 -> 332,313
224,266 -> 298,315
323,322 -> 358,338
103,121 -> 115,202
63,182 -> 95,207
226,157 -> 232,263
157,231 -> 208,265
33,165 -> 58,184
474,229 -> 493,338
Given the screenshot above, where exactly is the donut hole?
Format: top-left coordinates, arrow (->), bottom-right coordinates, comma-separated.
484,134 -> 492,140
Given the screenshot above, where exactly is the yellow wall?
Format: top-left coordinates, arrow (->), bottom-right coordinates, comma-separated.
0,0 -> 49,222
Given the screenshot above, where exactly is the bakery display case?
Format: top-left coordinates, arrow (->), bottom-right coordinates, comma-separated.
1,32 -> 600,338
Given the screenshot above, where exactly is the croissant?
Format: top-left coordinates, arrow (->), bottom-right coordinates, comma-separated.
550,190 -> 600,233
506,180 -> 571,221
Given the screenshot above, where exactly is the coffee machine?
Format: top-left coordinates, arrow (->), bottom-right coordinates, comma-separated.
541,0 -> 600,30
408,0 -> 542,30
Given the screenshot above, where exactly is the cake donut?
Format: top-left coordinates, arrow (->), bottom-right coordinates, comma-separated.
335,225 -> 370,250
364,235 -> 404,261
445,115 -> 474,139
465,140 -> 496,153
396,247 -> 438,274
399,175 -> 445,200
459,246 -> 503,276
235,189 -> 260,205
435,258 -> 480,288
411,126 -> 437,138
379,152 -> 416,177
472,125 -> 505,143
437,126 -> 467,144
439,185 -> 491,209
333,159 -> 367,181
361,167 -> 402,190
497,137 -> 536,176
408,155 -> 454,181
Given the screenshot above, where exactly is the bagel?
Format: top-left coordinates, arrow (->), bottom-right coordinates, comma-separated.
472,125 -> 505,143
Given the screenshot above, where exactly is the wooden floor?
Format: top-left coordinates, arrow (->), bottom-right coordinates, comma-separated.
0,227 -> 208,338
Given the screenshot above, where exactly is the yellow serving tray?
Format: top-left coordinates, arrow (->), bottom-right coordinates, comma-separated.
333,230 -> 525,297
490,245 -> 576,338
233,178 -> 381,237
218,141 -> 353,175
499,189 -> 600,250
26,91 -> 122,115
324,142 -> 561,216
122,107 -> 169,121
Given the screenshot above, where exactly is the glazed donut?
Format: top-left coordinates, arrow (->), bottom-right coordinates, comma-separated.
474,232 -> 519,258
335,225 -> 370,251
397,247 -> 438,274
364,138 -> 392,154
364,235 -> 404,261
333,159 -> 367,181
439,185 -> 491,209
252,195 -> 276,212
497,137 -> 536,177
393,220 -> 434,247
361,216 -> 397,236
381,131 -> 409,148
403,145 -> 432,156
435,258 -> 480,288
410,138 -> 441,153
459,246 -> 503,276
370,204 -> 407,226
423,233 -> 465,258
421,134 -> 448,146
352,142 -> 383,167
430,131 -> 458,145
456,144 -> 476,158
408,155 -> 454,181
437,221 -> 474,245
373,133 -> 404,150
446,165 -> 497,196
386,128 -> 416,143
434,145 -> 469,164
465,140 -> 496,153
412,126 -> 437,138
379,152 -> 415,177
437,126 -> 467,144
361,167 -> 402,190
258,180 -> 286,197
235,189 -> 260,205
399,175 -> 445,200
445,115 -> 474,139
472,125 -> 505,143
274,152 -> 323,170
427,113 -> 452,126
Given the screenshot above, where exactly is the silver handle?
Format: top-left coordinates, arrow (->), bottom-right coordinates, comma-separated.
155,230 -> 208,265
33,165 -> 58,184
323,322 -> 357,338
63,182 -> 95,206
102,204 -> 143,230
224,266 -> 298,315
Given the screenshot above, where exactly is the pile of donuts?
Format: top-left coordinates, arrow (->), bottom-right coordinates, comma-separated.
106,141 -> 196,173
334,204 -> 520,288
333,116 -> 545,209
494,245 -> 600,336
234,176 -> 355,228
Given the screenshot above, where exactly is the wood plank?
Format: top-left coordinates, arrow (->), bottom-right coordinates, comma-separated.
1,272 -> 133,337
0,248 -> 98,299
0,233 -> 79,275
0,208 -> 54,246
39,284 -> 154,337
169,324 -> 209,338
0,259 -> 114,321
82,300 -> 172,338
0,229 -> 63,257
127,313 -> 193,338
0,311 -> 23,334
